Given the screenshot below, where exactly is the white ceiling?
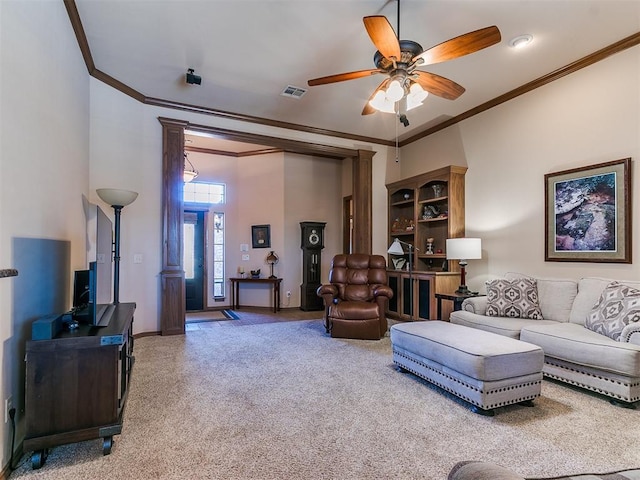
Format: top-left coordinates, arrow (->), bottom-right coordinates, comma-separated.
75,0 -> 640,144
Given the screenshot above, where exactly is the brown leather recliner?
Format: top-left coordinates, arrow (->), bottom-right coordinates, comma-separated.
316,254 -> 394,340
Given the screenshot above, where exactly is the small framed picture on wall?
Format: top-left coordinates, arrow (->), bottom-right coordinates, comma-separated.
251,224 -> 271,248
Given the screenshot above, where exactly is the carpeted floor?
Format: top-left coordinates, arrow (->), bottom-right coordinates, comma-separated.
9,319 -> 640,479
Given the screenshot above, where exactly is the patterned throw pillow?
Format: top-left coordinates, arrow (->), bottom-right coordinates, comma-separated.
485,278 -> 544,319
585,282 -> 640,341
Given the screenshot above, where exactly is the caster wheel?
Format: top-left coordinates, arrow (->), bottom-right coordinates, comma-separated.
31,449 -> 47,469
103,436 -> 113,455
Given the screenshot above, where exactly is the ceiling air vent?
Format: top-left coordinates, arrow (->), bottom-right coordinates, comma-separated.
281,85 -> 307,99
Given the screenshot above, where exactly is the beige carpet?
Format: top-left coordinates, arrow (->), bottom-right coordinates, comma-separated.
9,319 -> 640,479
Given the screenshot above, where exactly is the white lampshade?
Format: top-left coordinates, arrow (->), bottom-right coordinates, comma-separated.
369,90 -> 396,113
96,188 -> 138,207
446,238 -> 482,260
406,83 -> 428,111
386,79 -> 404,102
387,238 -> 405,255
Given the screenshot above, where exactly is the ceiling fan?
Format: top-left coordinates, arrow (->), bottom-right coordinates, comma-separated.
307,5 -> 501,116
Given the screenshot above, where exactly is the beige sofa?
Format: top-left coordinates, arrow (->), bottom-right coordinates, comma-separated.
450,273 -> 640,405
448,461 -> 640,480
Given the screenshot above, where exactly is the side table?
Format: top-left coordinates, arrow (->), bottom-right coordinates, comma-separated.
230,277 -> 282,313
435,292 -> 484,320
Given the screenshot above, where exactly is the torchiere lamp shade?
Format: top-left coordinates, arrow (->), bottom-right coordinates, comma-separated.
96,189 -> 138,207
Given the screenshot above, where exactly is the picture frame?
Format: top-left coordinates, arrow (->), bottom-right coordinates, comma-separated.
545,158 -> 631,263
251,224 -> 271,249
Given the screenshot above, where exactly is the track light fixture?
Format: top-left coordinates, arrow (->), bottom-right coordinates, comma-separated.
186,68 -> 201,85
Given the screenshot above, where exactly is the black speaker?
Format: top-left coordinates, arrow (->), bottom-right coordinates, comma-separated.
186,69 -> 202,85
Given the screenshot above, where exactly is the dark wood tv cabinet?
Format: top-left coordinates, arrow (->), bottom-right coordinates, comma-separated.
24,302 -> 136,469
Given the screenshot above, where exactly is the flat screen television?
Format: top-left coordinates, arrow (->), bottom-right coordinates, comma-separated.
78,202 -> 115,327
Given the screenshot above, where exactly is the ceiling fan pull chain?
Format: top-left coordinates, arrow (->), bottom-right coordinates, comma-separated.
395,106 -> 399,163
396,0 -> 401,39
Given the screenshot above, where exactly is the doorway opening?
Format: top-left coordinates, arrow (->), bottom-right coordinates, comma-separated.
160,117 -> 370,335
184,210 -> 206,311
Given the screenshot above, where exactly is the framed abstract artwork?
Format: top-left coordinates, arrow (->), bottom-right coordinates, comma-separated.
545,158 -> 631,263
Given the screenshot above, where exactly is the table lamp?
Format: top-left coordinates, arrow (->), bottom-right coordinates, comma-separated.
266,251 -> 279,279
446,238 -> 482,294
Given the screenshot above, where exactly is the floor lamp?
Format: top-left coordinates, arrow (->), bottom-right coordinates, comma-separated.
97,188 -> 138,304
388,238 -> 417,321
446,238 -> 482,294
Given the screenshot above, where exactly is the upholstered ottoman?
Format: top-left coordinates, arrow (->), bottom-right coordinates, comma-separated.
390,321 -> 544,415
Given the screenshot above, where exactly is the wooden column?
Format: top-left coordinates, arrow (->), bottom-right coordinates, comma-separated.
352,149 -> 375,254
160,118 -> 187,335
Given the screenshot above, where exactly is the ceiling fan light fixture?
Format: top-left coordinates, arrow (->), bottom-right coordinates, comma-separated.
406,82 -> 428,110
386,78 -> 405,102
369,90 -> 396,113
406,97 -> 423,111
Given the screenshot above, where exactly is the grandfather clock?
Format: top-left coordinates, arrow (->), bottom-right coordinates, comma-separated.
300,221 -> 326,311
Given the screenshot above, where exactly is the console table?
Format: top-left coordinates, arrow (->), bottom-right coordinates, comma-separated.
230,277 -> 282,313
24,302 -> 136,469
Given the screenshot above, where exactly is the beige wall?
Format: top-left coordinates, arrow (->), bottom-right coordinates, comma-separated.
400,47 -> 640,292
283,153 -> 343,297
0,0 -> 90,467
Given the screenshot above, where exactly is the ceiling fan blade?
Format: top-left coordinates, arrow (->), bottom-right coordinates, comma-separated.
412,26 -> 501,66
361,78 -> 390,115
414,71 -> 465,100
308,69 -> 381,87
363,16 -> 401,61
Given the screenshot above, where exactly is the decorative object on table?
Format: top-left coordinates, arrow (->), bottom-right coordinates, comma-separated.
96,188 -> 138,303
266,251 -> 279,279
238,266 -> 246,278
251,224 -> 271,248
432,184 -> 444,198
426,237 -> 434,255
391,257 -> 406,270
388,238 -> 420,321
250,269 -> 261,278
545,158 -> 631,263
446,237 -> 482,294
